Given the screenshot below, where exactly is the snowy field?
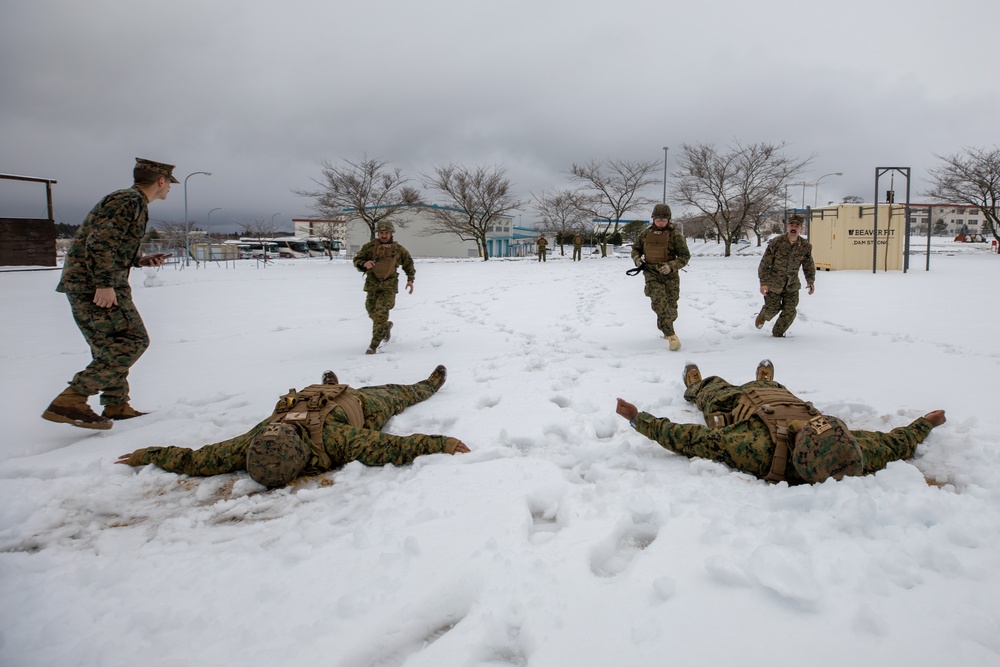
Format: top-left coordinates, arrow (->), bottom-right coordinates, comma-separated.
2,239 -> 999,667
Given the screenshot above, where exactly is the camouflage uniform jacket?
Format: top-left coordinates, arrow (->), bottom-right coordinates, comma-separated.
758,234 -> 816,292
127,387 -> 455,477
634,400 -> 933,483
353,239 -> 415,293
631,224 -> 691,282
56,186 -> 149,295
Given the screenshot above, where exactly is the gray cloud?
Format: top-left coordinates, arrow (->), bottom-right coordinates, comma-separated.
2,0 -> 997,230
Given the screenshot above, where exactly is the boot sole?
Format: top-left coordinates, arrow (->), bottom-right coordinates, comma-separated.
42,410 -> 113,430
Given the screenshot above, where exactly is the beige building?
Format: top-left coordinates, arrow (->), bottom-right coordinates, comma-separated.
807,204 -> 905,271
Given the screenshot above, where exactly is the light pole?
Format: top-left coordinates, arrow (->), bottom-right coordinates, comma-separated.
813,172 -> 843,208
662,146 -> 669,202
790,182 -> 809,211
207,207 -> 224,228
183,171 -> 212,266
271,212 -> 284,230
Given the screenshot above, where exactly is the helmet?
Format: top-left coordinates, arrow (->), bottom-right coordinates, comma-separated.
376,220 -> 395,234
651,204 -> 672,220
246,423 -> 310,487
790,415 -> 863,483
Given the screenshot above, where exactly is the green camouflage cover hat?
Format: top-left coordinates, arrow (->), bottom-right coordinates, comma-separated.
376,220 -> 395,233
246,423 -> 310,487
651,204 -> 672,220
135,157 -> 179,183
790,415 -> 863,483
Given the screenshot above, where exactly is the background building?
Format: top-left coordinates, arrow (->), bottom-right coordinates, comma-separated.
342,205 -> 516,259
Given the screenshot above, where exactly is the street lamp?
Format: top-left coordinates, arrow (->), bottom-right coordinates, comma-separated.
790,182 -> 809,210
813,172 -> 843,208
183,171 -> 212,266
207,207 -> 224,228
662,146 -> 669,202
271,212 -> 284,229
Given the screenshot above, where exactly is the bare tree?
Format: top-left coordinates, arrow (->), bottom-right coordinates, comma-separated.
567,158 -> 661,257
842,195 -> 864,204
926,146 -> 1000,246
672,141 -> 811,256
678,213 -> 716,243
746,203 -> 783,247
153,220 -> 200,261
293,156 -> 421,241
239,218 -> 277,266
421,164 -> 526,261
309,221 -> 345,260
532,188 -> 591,256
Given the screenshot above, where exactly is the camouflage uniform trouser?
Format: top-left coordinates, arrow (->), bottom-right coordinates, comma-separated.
760,288 -> 799,336
66,292 -> 150,405
644,275 -> 680,336
683,377 -> 783,417
355,379 -> 437,430
365,286 -> 397,348
572,247 -> 582,261
537,249 -> 546,262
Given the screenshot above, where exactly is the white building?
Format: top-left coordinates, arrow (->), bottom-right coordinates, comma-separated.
341,205 -> 516,259
905,204 -> 985,236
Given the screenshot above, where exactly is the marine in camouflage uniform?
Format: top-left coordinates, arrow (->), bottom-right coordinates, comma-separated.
42,158 -> 177,430
118,366 -> 468,487
572,233 -> 583,261
756,214 -> 816,337
630,204 -> 691,350
537,234 -> 548,262
615,362 -> 946,484
353,220 -> 415,354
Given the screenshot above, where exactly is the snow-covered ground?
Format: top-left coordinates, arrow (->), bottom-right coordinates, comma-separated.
2,239 -> 999,667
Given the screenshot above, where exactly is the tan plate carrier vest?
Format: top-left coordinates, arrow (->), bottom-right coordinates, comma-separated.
267,384 -> 365,446
372,242 -> 399,280
706,386 -> 821,483
643,228 -> 674,265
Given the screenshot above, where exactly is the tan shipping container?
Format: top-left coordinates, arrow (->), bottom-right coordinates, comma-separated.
807,204 -> 905,271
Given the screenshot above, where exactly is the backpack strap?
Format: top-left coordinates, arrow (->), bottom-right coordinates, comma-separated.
267,384 -> 364,446
729,387 -> 820,483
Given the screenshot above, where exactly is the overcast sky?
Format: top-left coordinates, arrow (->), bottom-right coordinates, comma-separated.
2,0 -> 997,232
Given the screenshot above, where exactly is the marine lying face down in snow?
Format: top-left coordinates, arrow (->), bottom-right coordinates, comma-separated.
615,360 -> 945,485
118,366 -> 469,488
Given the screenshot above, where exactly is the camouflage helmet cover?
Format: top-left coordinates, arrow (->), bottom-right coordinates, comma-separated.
246,422 -> 310,487
790,415 -> 863,483
651,204 -> 672,220
376,220 -> 395,234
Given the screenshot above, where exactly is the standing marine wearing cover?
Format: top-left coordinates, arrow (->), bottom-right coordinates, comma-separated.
353,220 -> 415,355
756,214 -> 815,337
42,157 -> 176,430
631,204 -> 691,351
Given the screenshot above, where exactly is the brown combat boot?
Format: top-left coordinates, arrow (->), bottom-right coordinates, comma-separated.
42,388 -> 112,430
428,365 -> 447,390
756,359 -> 774,383
102,403 -> 147,420
666,334 -> 681,351
365,346 -> 377,355
682,364 -> 702,388
754,312 -> 765,329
